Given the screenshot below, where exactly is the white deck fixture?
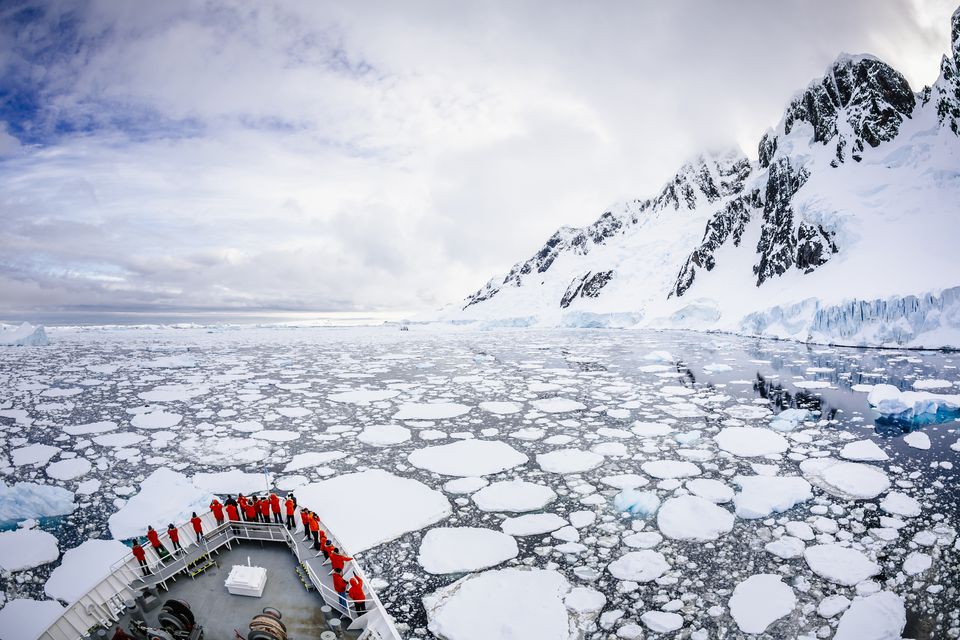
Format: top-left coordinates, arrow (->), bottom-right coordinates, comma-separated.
224,564 -> 267,597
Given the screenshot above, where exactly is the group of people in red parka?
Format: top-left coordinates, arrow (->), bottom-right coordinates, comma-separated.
129,491 -> 368,616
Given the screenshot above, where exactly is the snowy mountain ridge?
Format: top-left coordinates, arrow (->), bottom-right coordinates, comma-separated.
428,8 -> 960,349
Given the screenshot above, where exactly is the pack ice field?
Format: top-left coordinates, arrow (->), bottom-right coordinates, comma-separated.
0,325 -> 958,640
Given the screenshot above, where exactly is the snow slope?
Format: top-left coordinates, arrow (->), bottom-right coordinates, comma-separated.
428,9 -> 960,348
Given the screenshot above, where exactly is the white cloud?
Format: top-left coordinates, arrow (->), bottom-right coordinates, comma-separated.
0,0 -> 954,315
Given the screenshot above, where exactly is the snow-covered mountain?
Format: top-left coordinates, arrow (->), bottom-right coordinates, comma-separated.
430,8 -> 960,349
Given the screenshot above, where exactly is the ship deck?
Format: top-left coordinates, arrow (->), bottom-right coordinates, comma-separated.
108,538 -> 358,639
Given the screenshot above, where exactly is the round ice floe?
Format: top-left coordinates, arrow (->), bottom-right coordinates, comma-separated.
834,591 -> 905,640
732,475 -> 812,519
131,410 -> 182,430
715,427 -> 788,457
479,401 -> 522,415
530,397 -> 586,413
600,474 -> 648,490
660,385 -> 695,397
0,599 -> 65,640
231,420 -> 263,432
607,550 -> 670,582
93,432 -> 146,448
45,458 -> 91,481
903,551 -> 932,575
191,469 -> 265,494
903,431 -> 931,450
800,458 -> 890,500
640,611 -> 683,632
729,574 -> 795,634
358,424 -> 411,446
564,586 -> 606,614
473,480 -> 557,513
298,469 -> 451,553
251,429 -> 300,442
0,529 -> 59,572
879,491 -> 921,517
803,544 -> 880,586
63,421 -> 118,436
685,478 -> 733,504
394,402 -> 471,420
44,539 -> 129,603
418,527 -> 518,574
501,513 -> 567,536
592,442 -> 628,456
283,451 -> 347,472
657,495 -> 733,541
641,460 -> 701,479
11,444 -> 60,466
912,378 -> 953,390
839,439 -> 889,462
409,440 -> 527,477
765,535 -> 805,559
443,477 -> 489,495
329,389 -> 400,403
623,532 -> 663,549
724,404 -> 773,420
276,406 -> 312,418
630,421 -> 673,438
817,594 -> 851,618
424,568 -> 575,640
537,448 -> 604,474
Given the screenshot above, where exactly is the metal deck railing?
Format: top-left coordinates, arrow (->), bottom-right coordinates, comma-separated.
35,508 -> 401,640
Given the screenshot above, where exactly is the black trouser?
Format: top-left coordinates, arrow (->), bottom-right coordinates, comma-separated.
273,511 -> 282,524
355,601 -> 366,615
286,514 -> 295,529
137,558 -> 150,575
171,539 -> 182,553
194,530 -> 204,542
215,517 -> 224,527
260,512 -> 270,523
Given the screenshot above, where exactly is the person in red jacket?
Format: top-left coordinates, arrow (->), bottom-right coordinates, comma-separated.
238,494 -> 249,521
269,493 -> 282,524
332,567 -> 348,611
167,523 -> 183,555
300,509 -> 311,541
146,526 -> 170,561
258,496 -> 271,524
209,499 -> 225,526
190,512 -> 204,542
320,537 -> 334,560
284,496 -> 296,530
330,547 -> 352,571
226,502 -> 240,522
131,539 -> 149,576
348,575 -> 366,615
309,513 -> 321,549
243,498 -> 257,522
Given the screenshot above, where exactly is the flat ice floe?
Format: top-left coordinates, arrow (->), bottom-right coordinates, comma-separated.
418,527 -> 518,574
424,568 -> 583,640
11,443 -> 60,466
839,439 -> 889,461
45,458 -> 92,481
0,599 -> 65,640
409,440 -> 527,476
131,410 -> 182,430
191,469 -> 266,494
478,401 -> 522,414
394,402 -> 471,420
473,480 -> 557,512
107,468 -> 212,539
607,550 -> 670,582
657,495 -> 734,541
728,574 -> 796,634
179,435 -> 269,465
732,475 -> 812,519
803,544 -> 880,586
685,478 -> 733,503
536,448 -> 604,474
501,513 -> 568,536
640,611 -> 683,632
44,539 -> 129,603
283,450 -> 346,472
358,424 -> 411,446
879,491 -> 921,517
0,528 -> 59,571
903,431 -> 931,450
530,397 -> 587,413
328,389 -> 400,403
640,460 -> 701,479
63,420 -> 118,435
800,458 -> 891,500
834,592 -> 905,640
298,469 -> 451,552
714,427 -> 788,457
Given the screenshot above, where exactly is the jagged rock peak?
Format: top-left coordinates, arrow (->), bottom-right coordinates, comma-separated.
649,148 -> 751,212
781,53 -> 915,165
953,5 -> 960,64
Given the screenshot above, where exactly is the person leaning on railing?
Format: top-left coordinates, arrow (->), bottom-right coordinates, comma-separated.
348,575 -> 366,616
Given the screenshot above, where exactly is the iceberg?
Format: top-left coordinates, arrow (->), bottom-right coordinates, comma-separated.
867,384 -> 960,418
0,322 -> 49,346
613,490 -> 661,517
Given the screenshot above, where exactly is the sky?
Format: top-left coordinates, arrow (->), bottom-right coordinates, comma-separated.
0,0 -> 956,318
